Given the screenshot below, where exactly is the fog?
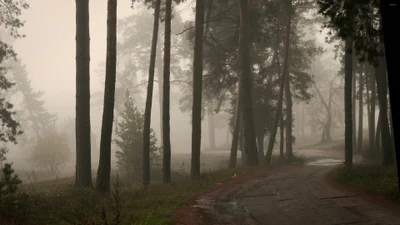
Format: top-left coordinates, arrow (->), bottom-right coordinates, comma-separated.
6,0 -> 339,169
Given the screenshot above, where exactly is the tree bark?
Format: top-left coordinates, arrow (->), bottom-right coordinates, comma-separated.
280,113 -> 285,161
96,0 -> 117,194
238,0 -> 258,166
75,0 -> 92,187
229,86 -> 241,169
157,59 -> 163,147
191,0 -> 204,179
375,110 -> 381,152
265,0 -> 292,166
344,36 -> 354,167
375,15 -> 394,165
352,59 -> 357,155
301,104 -> 305,138
285,71 -> 293,161
142,0 -> 161,187
376,60 -> 394,164
162,0 -> 172,183
369,66 -> 376,153
207,106 -> 216,150
257,132 -> 265,165
357,66 -> 364,153
284,0 -> 293,162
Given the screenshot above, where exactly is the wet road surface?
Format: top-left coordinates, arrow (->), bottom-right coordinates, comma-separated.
192,161 -> 400,225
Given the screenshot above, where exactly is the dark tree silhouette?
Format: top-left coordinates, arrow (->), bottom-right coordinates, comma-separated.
96,0 -> 117,194
75,0 -> 92,187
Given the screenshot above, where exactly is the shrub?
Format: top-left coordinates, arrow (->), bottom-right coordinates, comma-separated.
0,162 -> 29,223
114,91 -> 161,174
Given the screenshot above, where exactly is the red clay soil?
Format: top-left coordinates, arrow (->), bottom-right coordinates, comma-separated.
171,165 -> 298,225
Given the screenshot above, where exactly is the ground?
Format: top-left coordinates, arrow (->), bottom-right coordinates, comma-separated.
172,148 -> 400,225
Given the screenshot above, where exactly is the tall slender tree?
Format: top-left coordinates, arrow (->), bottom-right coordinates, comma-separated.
344,36 -> 354,167
228,85 -> 241,169
265,0 -> 292,166
375,15 -> 394,165
143,0 -> 161,187
284,0 -> 293,162
191,0 -> 205,179
75,0 -> 92,187
357,66 -> 364,153
162,0 -> 172,183
96,0 -> 117,193
238,0 -> 258,166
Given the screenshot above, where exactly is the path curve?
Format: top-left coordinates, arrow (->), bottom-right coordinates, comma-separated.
174,162 -> 400,225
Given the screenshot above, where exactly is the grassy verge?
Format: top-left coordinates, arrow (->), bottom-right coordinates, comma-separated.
15,166 -> 271,225
330,164 -> 400,202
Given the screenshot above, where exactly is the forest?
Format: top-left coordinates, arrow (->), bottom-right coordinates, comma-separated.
0,0 -> 399,224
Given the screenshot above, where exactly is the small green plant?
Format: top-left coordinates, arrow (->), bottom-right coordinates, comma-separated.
0,162 -> 29,223
114,91 -> 161,174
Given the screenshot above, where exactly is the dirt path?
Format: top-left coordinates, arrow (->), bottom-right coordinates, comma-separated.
173,156 -> 400,225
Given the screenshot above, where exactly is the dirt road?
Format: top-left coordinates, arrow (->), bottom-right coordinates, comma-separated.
173,151 -> 400,225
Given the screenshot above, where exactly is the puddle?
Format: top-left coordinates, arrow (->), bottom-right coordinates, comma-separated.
307,158 -> 343,166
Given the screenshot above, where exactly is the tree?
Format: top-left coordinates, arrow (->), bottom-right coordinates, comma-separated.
162,0 -> 172,183
0,0 -> 28,160
3,59 -> 57,147
29,128 -> 70,174
190,0 -> 204,179
75,0 -> 92,187
114,91 -> 161,175
375,15 -> 394,165
357,64 -> 364,153
238,0 -> 258,166
96,0 -> 118,194
142,0 -> 161,187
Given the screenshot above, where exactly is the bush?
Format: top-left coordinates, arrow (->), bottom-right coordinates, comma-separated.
114,91 -> 161,174
0,162 -> 29,223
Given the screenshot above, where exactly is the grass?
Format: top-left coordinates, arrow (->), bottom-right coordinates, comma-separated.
330,163 -> 400,202
13,165 -> 272,225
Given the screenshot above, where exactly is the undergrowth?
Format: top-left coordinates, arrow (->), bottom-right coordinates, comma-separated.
331,164 -> 400,202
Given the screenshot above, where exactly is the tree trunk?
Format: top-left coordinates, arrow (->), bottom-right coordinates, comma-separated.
357,66 -> 364,153
352,60 -> 357,155
301,104 -> 305,138
191,0 -> 204,179
238,0 -> 258,166
369,66 -> 376,153
321,128 -> 326,143
344,36 -> 354,167
257,132 -> 265,165
142,0 -> 161,187
265,0 -> 292,166
285,78 -> 293,161
240,114 -> 246,165
375,110 -> 381,152
229,88 -> 241,169
280,114 -> 285,161
284,0 -> 293,162
376,16 -> 395,165
207,106 -> 216,150
157,60 -> 163,147
96,0 -> 117,194
162,0 -> 172,183
75,0 -> 92,187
